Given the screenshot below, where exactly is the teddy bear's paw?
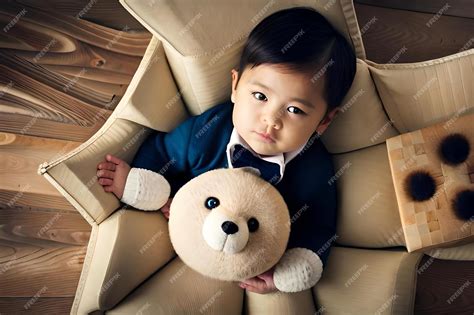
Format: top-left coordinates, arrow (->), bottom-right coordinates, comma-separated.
273,247 -> 323,292
121,167 -> 171,211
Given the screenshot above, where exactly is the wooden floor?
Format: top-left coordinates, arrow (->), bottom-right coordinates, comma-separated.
0,1 -> 150,313
0,0 -> 473,314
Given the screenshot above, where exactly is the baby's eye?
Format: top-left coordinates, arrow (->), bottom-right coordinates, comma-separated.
288,106 -> 305,115
252,92 -> 267,102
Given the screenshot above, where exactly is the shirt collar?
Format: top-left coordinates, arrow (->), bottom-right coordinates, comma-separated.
225,127 -> 307,183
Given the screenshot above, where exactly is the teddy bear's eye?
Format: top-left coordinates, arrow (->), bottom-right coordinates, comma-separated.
247,217 -> 259,232
205,197 -> 220,210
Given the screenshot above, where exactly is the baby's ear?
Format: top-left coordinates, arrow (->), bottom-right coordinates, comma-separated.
236,167 -> 261,177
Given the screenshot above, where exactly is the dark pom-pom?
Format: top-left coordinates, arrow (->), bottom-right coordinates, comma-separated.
452,190 -> 474,220
404,170 -> 436,202
438,133 -> 470,166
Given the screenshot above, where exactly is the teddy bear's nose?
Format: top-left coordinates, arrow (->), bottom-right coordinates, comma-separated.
221,221 -> 239,235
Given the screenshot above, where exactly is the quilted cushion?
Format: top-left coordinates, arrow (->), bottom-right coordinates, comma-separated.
321,59 -> 399,153
119,0 -> 366,114
368,50 -> 474,133
332,143 -> 405,248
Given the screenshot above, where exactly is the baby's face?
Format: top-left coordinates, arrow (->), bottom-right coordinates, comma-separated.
231,64 -> 336,156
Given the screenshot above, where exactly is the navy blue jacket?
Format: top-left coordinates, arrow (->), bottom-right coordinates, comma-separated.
130,100 -> 338,267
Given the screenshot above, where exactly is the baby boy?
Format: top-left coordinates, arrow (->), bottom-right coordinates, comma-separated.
96,7 -> 356,294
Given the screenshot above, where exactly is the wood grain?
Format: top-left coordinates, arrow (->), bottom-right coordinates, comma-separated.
0,242 -> 87,296
0,132 -> 81,211
0,112 -> 108,143
0,207 -> 90,246
354,3 -> 474,63
1,52 -> 119,107
0,297 -> 74,314
355,0 -> 474,19
0,64 -> 113,129
0,2 -> 146,313
16,0 -> 146,31
0,2 -> 150,141
0,3 -> 150,56
415,255 -> 474,314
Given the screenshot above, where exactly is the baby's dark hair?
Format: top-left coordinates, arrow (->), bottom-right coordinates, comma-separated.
236,7 -> 356,114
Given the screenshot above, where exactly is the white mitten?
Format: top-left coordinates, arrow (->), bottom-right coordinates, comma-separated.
273,247 -> 323,292
120,168 -> 171,211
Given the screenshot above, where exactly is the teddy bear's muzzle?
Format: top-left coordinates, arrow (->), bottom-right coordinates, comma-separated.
202,210 -> 249,254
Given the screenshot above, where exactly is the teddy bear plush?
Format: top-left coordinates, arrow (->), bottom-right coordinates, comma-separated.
167,167 -> 320,292
168,167 -> 288,281
121,165 -> 324,292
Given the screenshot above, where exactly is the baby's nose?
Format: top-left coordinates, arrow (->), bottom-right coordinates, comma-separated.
221,221 -> 239,235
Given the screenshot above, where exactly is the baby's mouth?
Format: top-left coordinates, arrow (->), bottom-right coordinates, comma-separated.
254,131 -> 276,143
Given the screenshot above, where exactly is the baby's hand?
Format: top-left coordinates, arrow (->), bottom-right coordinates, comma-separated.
160,197 -> 173,220
96,154 -> 131,200
238,267 -> 278,294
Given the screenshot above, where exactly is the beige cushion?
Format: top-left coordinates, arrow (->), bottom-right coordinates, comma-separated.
41,119 -> 151,224
321,59 -> 399,154
119,0 -> 366,114
313,246 -> 423,315
332,143 -> 405,247
38,37 -> 188,225
367,49 -> 474,133
115,37 -> 189,131
73,209 -> 175,314
424,242 -> 474,261
107,256 -> 245,315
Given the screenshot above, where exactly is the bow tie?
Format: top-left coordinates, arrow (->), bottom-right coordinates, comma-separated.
231,144 -> 281,185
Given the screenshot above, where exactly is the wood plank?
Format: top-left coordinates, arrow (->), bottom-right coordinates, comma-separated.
0,3 -> 151,56
415,255 -> 474,314
0,296 -> 74,314
11,41 -> 145,76
0,132 -> 81,211
43,65 -> 133,85
0,112 -> 107,143
0,207 -> 91,246
354,3 -> 474,63
56,73 -> 127,100
17,0 -> 146,31
355,0 -> 474,19
0,241 -> 86,296
0,65 -> 114,127
1,52 -> 116,107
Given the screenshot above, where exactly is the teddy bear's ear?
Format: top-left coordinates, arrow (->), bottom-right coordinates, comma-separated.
236,167 -> 261,177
